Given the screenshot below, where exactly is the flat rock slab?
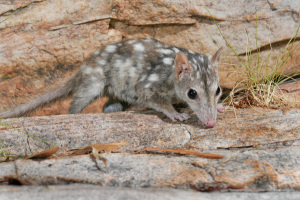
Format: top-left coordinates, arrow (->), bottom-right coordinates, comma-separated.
1,185 -> 300,200
1,108 -> 300,191
0,108 -> 299,155
1,148 -> 300,190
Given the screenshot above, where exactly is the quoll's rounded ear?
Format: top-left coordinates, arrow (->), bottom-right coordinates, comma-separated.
175,52 -> 192,80
209,47 -> 223,69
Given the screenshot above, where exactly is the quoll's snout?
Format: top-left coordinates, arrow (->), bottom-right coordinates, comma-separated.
206,120 -> 216,127
198,105 -> 225,127
198,120 -> 216,128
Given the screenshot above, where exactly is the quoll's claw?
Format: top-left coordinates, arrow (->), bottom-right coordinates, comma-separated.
217,104 -> 225,113
168,112 -> 190,122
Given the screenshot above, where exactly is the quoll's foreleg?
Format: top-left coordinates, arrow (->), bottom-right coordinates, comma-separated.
147,97 -> 190,122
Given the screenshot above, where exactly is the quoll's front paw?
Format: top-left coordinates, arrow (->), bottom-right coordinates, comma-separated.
167,112 -> 190,122
217,104 -> 225,113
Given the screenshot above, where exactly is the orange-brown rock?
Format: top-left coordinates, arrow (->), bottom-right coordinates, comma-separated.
0,108 -> 299,191
0,0 -> 299,116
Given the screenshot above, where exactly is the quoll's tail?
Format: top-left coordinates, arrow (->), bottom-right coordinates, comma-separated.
0,74 -> 80,119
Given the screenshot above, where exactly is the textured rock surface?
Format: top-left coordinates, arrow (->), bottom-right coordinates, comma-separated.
1,0 -> 299,197
1,186 -> 300,200
0,108 -> 300,191
0,0 -> 299,116
1,149 -> 300,190
279,79 -> 300,105
1,108 -> 299,155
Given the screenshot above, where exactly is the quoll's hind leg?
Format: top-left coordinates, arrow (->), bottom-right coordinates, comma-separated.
103,97 -> 131,113
69,78 -> 105,114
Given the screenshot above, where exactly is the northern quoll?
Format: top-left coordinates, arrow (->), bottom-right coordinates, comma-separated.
0,38 -> 224,127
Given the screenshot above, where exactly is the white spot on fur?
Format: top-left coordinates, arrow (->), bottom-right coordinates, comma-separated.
94,67 -> 104,76
129,66 -> 136,77
87,79 -> 103,96
208,55 -> 212,62
173,47 -> 180,53
97,59 -> 106,66
143,38 -> 153,42
163,57 -> 173,65
124,59 -> 133,68
198,64 -> 202,71
119,59 -> 133,78
206,69 -> 211,75
199,56 -> 204,62
140,75 -> 147,82
156,49 -> 173,54
197,71 -> 200,79
105,45 -> 117,53
101,52 -> 108,59
207,79 -> 211,85
94,49 -> 100,55
127,39 -> 136,44
148,74 -> 159,82
83,67 -> 92,75
192,58 -> 197,65
188,50 -> 195,54
90,76 -> 97,82
145,83 -> 152,88
134,43 -> 145,52
114,59 -> 122,68
147,66 -> 151,70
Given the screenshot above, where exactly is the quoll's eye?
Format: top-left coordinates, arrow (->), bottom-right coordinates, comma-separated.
188,89 -> 197,99
216,86 -> 221,96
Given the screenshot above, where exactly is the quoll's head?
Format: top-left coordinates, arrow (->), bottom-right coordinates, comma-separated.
174,47 -> 223,127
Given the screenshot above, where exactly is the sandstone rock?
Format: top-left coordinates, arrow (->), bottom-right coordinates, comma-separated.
279,79 -> 300,95
1,145 -> 300,191
20,148 -> 300,190
0,108 -> 300,191
0,0 -> 299,114
1,185 -> 300,200
0,108 -> 299,155
1,0 -> 300,197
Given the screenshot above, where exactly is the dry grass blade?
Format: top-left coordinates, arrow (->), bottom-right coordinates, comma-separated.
91,144 -> 123,152
26,146 -> 60,160
68,142 -> 128,172
0,176 -> 30,186
69,142 -> 128,155
0,156 -> 20,162
132,148 -> 224,159
190,183 -> 245,192
91,146 -> 108,172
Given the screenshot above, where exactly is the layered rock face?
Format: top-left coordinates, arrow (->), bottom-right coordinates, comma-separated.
0,1 -> 300,197
0,108 -> 300,192
0,0 -> 299,115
